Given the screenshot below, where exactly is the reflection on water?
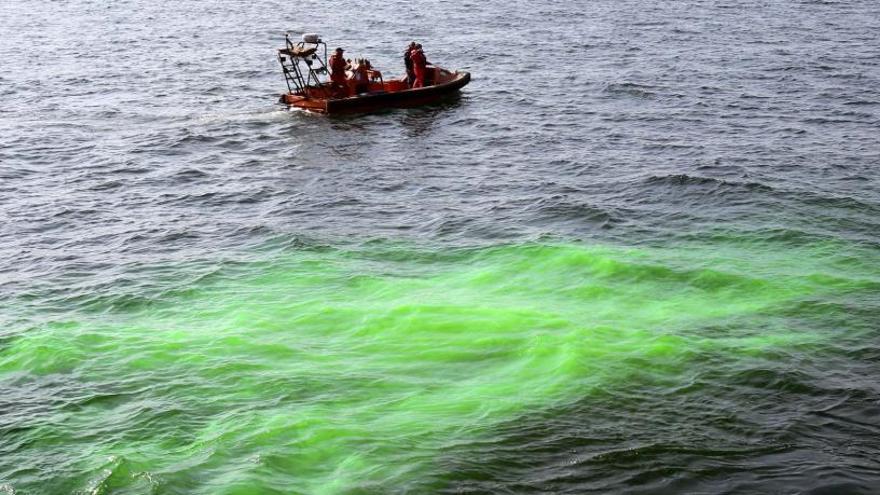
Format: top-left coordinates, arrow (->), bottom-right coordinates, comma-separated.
398,93 -> 466,137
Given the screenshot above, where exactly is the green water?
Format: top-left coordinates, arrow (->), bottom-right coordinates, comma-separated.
1,240 -> 877,494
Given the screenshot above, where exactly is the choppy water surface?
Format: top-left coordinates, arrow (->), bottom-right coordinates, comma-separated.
2,0 -> 880,493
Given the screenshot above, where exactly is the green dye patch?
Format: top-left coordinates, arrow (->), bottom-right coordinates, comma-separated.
0,241 -> 875,493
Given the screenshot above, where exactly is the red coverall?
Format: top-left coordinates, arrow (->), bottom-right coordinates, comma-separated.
411,49 -> 427,88
328,53 -> 349,97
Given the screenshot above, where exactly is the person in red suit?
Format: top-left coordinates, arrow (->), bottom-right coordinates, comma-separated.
411,44 -> 428,88
403,41 -> 416,87
328,47 -> 349,97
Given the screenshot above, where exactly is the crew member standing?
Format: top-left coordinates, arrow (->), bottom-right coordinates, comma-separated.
328,47 -> 349,97
403,42 -> 416,87
411,43 -> 428,88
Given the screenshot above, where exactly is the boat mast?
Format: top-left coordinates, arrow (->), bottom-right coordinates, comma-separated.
277,33 -> 329,98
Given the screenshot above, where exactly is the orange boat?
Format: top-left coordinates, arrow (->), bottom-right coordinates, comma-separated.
277,33 -> 470,114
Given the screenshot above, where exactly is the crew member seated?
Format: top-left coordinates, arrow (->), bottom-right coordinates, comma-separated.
350,58 -> 370,94
364,60 -> 382,83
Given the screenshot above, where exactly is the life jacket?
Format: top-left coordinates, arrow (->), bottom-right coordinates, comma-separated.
411,49 -> 427,73
329,54 -> 347,79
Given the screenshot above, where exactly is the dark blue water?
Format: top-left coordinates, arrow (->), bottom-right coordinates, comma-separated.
2,0 -> 880,493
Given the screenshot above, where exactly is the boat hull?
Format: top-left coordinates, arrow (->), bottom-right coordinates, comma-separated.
281,70 -> 470,114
